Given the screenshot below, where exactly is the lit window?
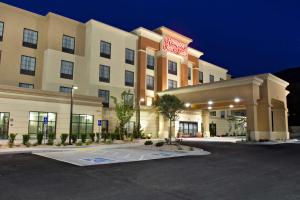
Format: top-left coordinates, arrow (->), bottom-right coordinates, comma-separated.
99,65 -> 110,83
60,61 -> 74,79
23,29 -> 38,49
98,89 -> 110,108
125,70 -> 134,87
20,55 -> 36,76
59,86 -> 72,93
0,21 -> 4,41
62,35 -> 75,54
168,79 -> 177,89
147,55 -> 155,70
125,48 -> 134,65
199,71 -> 203,84
188,68 -> 192,80
100,41 -> 111,58
168,60 -> 177,75
71,114 -> 94,137
28,112 -> 56,136
124,93 -> 134,105
146,75 -> 154,90
19,83 -> 34,89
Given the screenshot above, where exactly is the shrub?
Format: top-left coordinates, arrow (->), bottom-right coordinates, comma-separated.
106,139 -> 113,144
155,141 -> 164,147
86,140 -> 93,145
144,140 -> 153,145
96,133 -> 100,143
37,133 -> 44,145
9,133 -> 17,144
76,141 -> 82,146
177,145 -> 183,150
47,133 -> 55,145
81,133 -> 87,143
89,133 -> 95,142
60,133 -> 68,145
71,134 -> 77,144
189,146 -> 194,151
22,134 -> 30,145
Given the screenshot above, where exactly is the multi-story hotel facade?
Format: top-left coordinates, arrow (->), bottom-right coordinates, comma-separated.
0,3 -> 290,141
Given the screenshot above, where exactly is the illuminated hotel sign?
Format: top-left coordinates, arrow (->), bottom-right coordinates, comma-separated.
162,36 -> 188,57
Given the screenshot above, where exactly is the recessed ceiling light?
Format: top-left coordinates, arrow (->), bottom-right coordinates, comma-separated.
208,100 -> 213,105
185,103 -> 191,108
208,106 -> 212,110
234,98 -> 240,103
229,104 -> 234,108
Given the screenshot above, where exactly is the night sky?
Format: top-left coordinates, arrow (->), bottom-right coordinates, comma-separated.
2,0 -> 300,77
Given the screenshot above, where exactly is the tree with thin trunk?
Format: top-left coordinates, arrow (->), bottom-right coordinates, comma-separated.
111,90 -> 135,140
154,94 -> 185,144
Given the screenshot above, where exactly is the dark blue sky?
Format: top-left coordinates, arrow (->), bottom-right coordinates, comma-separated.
2,0 -> 300,77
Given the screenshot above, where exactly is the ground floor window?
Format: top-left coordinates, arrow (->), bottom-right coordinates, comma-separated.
28,112 -> 56,137
0,112 -> 9,139
71,114 -> 94,137
179,121 -> 198,136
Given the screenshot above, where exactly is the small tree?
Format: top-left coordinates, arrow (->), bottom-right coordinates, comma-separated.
111,90 -> 135,140
154,94 -> 184,144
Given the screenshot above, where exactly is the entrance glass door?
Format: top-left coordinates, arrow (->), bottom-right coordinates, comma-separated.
209,123 -> 217,137
179,121 -> 198,137
0,112 -> 10,139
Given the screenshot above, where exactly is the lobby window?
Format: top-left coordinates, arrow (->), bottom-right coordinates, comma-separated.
221,111 -> 225,119
60,60 -> 74,79
98,89 -> 110,108
168,79 -> 177,89
99,65 -> 110,83
188,68 -> 192,80
125,70 -> 134,87
199,71 -> 204,84
124,93 -> 134,106
23,28 -> 38,49
179,121 -> 198,136
62,35 -> 75,54
59,86 -> 72,93
209,75 -> 215,83
125,48 -> 134,65
0,21 -> 4,41
28,112 -> 56,136
210,111 -> 216,117
147,54 -> 155,70
71,114 -> 94,137
100,40 -> 111,59
146,75 -> 154,90
168,60 -> 177,75
19,83 -> 34,89
20,55 -> 36,76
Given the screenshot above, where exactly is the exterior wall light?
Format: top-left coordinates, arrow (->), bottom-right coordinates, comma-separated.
185,102 -> 191,108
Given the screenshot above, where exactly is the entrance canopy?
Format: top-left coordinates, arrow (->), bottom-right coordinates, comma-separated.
158,74 -> 289,141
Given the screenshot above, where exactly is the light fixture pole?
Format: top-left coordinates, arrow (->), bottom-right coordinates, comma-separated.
69,85 -> 78,145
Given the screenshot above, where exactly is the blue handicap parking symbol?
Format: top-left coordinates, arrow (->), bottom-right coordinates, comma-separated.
82,157 -> 113,164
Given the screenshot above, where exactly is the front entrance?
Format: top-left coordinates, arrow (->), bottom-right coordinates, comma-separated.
179,121 -> 198,137
0,112 -> 9,139
209,123 -> 217,137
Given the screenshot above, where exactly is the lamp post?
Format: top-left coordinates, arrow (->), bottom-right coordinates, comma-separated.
136,97 -> 145,137
69,85 -> 78,145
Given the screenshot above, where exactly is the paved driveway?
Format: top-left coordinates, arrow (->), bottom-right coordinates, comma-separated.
0,142 -> 300,200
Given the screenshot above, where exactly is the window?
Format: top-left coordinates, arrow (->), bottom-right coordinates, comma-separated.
60,60 -> 74,79
28,112 -> 56,137
221,111 -> 225,119
71,114 -> 94,138
147,54 -> 155,70
62,35 -> 75,54
168,60 -> 177,75
168,79 -> 177,89
19,83 -> 34,89
188,68 -> 192,80
179,121 -> 198,136
20,55 -> 36,76
98,89 -> 110,108
209,75 -> 215,83
125,70 -> 134,87
59,86 -> 72,93
0,21 -> 4,41
125,48 -> 134,65
146,75 -> 154,90
210,111 -> 216,117
100,41 -> 111,58
0,112 -> 9,139
124,93 -> 134,105
23,28 -> 38,49
199,71 -> 204,84
99,65 -> 110,83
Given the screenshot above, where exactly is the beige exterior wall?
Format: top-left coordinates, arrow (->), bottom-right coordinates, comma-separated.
199,59 -> 228,83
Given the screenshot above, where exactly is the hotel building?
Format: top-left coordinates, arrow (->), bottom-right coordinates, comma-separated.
0,3 -> 290,141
